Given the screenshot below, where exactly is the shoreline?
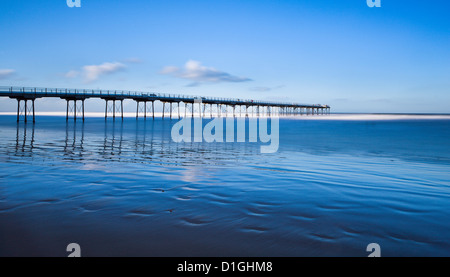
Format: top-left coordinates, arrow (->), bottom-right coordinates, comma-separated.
1,112 -> 450,120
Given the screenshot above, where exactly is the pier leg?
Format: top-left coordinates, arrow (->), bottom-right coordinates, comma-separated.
17,99 -> 20,122
105,100 -> 108,120
74,101 -> 77,121
121,100 -> 124,120
82,100 -> 85,122
191,103 -> 194,118
113,101 -> 116,120
178,102 -> 180,119
162,102 -> 165,119
144,101 -> 147,120
24,100 -> 27,123
66,100 -> 69,121
170,102 -> 172,119
152,101 -> 155,119
136,102 -> 139,120
32,100 -> 35,123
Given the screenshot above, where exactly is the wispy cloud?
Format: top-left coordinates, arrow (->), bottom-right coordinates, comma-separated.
249,85 -> 285,92
64,70 -> 79,79
160,60 -> 252,86
0,69 -> 15,80
82,62 -> 126,83
65,62 -> 127,83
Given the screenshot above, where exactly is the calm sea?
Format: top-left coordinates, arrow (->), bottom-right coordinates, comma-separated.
0,115 -> 449,256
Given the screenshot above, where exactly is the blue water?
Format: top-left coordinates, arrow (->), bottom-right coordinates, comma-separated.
0,115 -> 449,256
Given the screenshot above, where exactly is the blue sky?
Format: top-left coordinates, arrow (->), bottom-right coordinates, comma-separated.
0,0 -> 449,113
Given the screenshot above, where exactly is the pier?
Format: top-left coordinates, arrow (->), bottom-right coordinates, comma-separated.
0,86 -> 330,122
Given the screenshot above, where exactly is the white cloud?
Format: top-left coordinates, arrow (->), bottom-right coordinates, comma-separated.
0,69 -> 15,80
64,70 -> 80,78
160,60 -> 252,85
82,62 -> 126,83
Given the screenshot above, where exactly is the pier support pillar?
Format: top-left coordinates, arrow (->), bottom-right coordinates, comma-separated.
162,102 -> 165,119
104,99 -> 123,121
15,99 -> 36,123
64,99 -> 85,121
82,100 -> 85,122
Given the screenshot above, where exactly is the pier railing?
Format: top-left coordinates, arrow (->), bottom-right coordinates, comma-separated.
0,86 -> 328,108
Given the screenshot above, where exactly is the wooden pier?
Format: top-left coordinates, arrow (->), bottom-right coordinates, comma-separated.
0,86 -> 330,122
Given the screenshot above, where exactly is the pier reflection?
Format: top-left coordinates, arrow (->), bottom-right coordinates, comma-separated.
7,118 -> 260,167
64,122 -> 84,159
101,120 -> 123,159
15,123 -> 34,156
